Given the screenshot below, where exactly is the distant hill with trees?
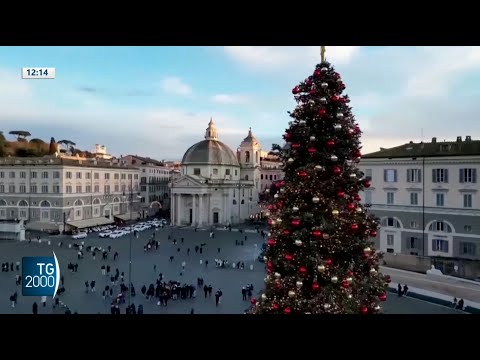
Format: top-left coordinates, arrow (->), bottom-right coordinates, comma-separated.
0,130 -> 93,158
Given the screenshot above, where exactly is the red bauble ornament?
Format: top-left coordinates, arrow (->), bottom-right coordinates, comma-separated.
299,266 -> 307,274
351,223 -> 359,231
267,261 -> 273,269
284,254 -> 293,261
272,303 -> 279,311
354,126 -> 361,134
333,166 -> 342,175
292,143 -> 301,149
310,89 -> 317,95
291,219 -> 300,226
268,204 -> 275,211
298,171 -> 308,178
282,230 -> 290,235
370,230 -> 377,237
284,307 -> 292,314
354,194 -> 361,202
284,133 -> 291,141
332,95 -> 339,102
312,282 -> 320,291
277,201 -> 283,209
308,147 -> 316,154
379,293 -> 387,302
342,280 -> 350,288
318,108 -> 326,117
267,239 -> 277,246
354,150 -> 362,158
361,306 -> 368,314
384,275 -> 391,283
325,259 -> 332,266
347,203 -> 355,210
333,72 -> 340,79
313,69 -> 321,77
306,79 -> 312,86
364,180 -> 371,188
275,182 -> 281,189
280,180 -> 285,186
340,96 -> 347,103
337,191 -> 345,198
292,86 -> 300,95
326,139 -> 335,148
347,271 -> 354,277
268,219 -> 273,225
313,230 -> 322,237
250,298 -> 257,305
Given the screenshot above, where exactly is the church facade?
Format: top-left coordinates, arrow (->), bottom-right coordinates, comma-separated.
170,119 -> 279,227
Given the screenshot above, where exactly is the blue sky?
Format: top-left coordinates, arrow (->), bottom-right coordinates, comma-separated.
1,46 -> 479,160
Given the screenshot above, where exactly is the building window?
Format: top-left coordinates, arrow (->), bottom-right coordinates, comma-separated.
245,175 -> 249,181
261,174 -> 264,180
19,185 -> 26,193
235,170 -> 238,176
104,185 -> 110,194
85,172 -> 90,180
105,173 -> 110,180
8,185 -> 15,193
121,174 -> 126,180
245,151 -> 250,163
213,168 -> 218,175
429,221 -> 452,233
66,172 -> 72,179
381,217 -> 401,228
436,193 -> 445,207
9,171 -> 15,179
31,171 -> 37,179
42,185 -> 48,193
459,168 -> 477,183
410,192 -> 418,205
114,184 -> 119,192
42,171 -> 48,179
463,194 -> 473,208
53,171 -> 60,179
225,169 -> 230,176
94,173 -> 99,180
53,185 -> 60,193
193,168 -> 201,175
460,242 -> 476,256
406,169 -> 421,183
407,237 -> 420,249
76,185 -> 82,193
19,210 -> 27,218
76,172 -> 81,179
20,171 -> 26,179
432,239 -> 449,253
387,234 -> 394,246
30,184 -> 37,193
114,173 -> 119,180
0,172 -> 4,178
410,221 -> 418,229
134,174 -> 138,180
364,191 -> 372,205
432,169 -> 448,183
364,169 -> 372,181
85,185 -> 91,193
0,185 -> 4,193
386,192 -> 394,205
383,169 -> 397,182
66,185 -> 72,193
464,225 -> 472,233
128,174 -> 132,180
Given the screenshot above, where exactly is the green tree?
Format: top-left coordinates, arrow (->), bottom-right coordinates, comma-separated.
0,131 -> 5,157
250,54 -> 389,315
9,130 -> 31,141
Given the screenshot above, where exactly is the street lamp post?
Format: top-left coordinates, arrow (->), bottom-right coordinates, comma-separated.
422,156 -> 426,257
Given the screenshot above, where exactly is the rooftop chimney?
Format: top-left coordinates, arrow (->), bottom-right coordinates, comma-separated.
457,136 -> 462,142
431,137 -> 437,143
465,135 -> 472,142
409,141 -> 413,144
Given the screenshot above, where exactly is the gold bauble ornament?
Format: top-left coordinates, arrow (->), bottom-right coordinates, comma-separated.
356,207 -> 362,213
374,305 -> 381,311
315,165 -> 324,171
320,97 -> 327,104
296,281 -> 303,288
280,188 -> 285,193
265,189 -> 270,193
288,290 -> 296,298
292,206 -> 299,212
276,218 -> 282,224
318,265 -> 326,272
370,268 -> 377,273
324,303 -> 331,309
312,197 -> 320,203
295,240 -> 303,246
347,294 -> 352,299
274,272 -> 281,278
263,256 -> 268,262
299,120 -> 306,126
310,136 -> 316,141
350,173 -> 356,178
331,155 -> 338,162
321,82 -> 328,89
332,209 -> 339,216
274,194 -> 279,199
261,293 -> 267,300
265,211 -> 270,217
287,158 -> 294,163
364,247 -> 372,253
336,112 -> 344,119
331,276 -> 338,283
347,277 -> 353,283
334,124 -> 342,131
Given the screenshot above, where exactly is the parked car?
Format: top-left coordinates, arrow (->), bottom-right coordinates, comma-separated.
109,231 -> 125,239
72,231 -> 88,240
99,230 -> 113,238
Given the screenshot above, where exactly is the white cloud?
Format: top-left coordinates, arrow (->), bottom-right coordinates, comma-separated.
159,76 -> 192,96
210,94 -> 249,104
223,46 -> 360,71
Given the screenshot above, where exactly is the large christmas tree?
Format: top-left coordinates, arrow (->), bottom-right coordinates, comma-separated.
250,49 -> 389,314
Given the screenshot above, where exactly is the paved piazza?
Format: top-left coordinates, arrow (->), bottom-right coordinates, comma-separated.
0,226 -> 464,314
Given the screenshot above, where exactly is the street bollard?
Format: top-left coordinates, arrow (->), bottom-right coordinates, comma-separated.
69,244 -> 72,249
48,241 -> 51,245
250,264 -> 254,271
39,239 -> 42,244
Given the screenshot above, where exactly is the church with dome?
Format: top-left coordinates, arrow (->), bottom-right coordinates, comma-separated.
170,119 -> 283,227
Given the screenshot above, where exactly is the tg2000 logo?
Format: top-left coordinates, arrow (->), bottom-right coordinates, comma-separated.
22,252 -> 60,297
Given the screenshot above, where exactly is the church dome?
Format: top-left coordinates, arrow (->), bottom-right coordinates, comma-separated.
181,119 -> 240,167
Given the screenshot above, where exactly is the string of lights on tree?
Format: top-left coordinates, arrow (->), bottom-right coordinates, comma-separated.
249,48 -> 390,314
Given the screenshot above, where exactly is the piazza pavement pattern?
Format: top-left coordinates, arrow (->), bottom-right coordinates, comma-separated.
0,225 -> 464,314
